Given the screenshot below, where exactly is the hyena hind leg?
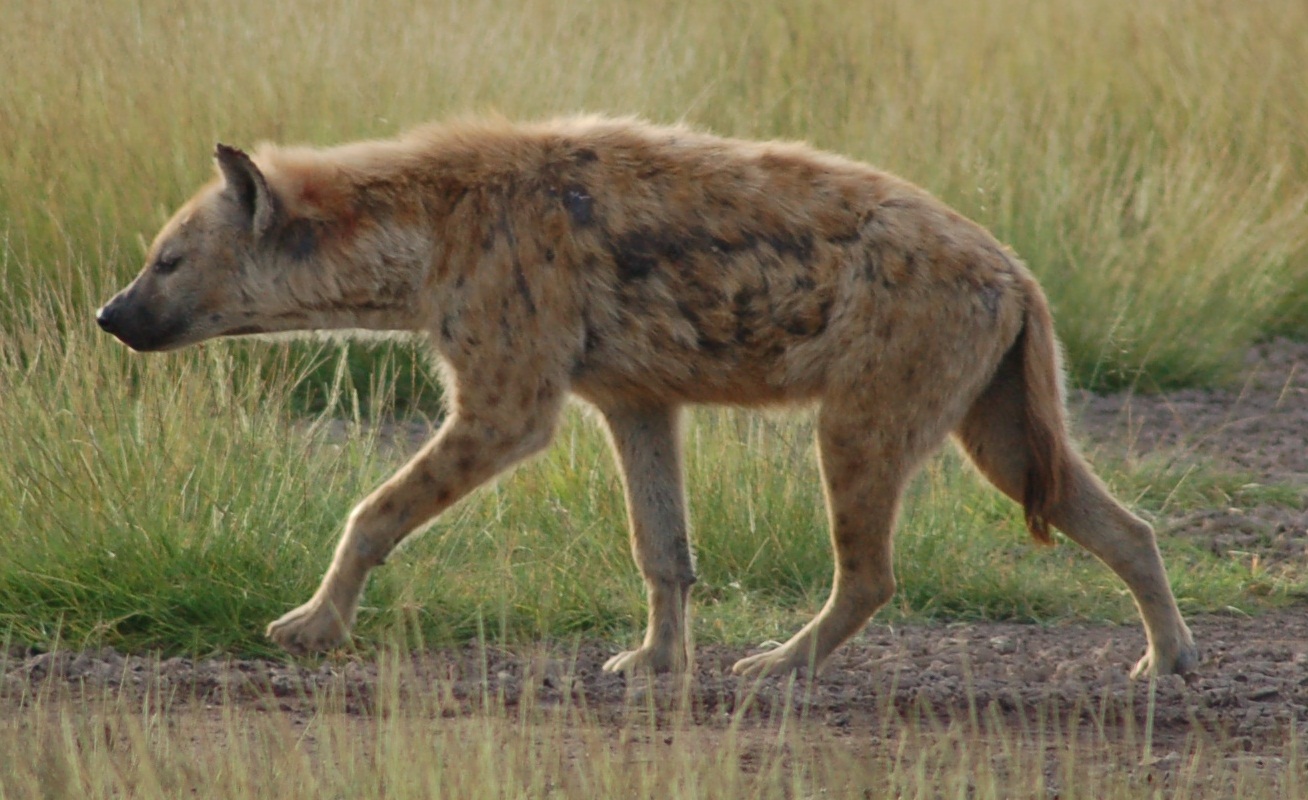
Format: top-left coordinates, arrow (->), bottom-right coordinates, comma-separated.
733,402 -> 917,678
600,405 -> 696,675
954,355 -> 1199,677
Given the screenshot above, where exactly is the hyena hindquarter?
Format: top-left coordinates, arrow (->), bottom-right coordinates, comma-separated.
97,116 -> 1199,678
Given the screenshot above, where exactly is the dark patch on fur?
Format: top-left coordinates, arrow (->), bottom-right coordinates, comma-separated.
861,254 -> 880,283
764,231 -> 815,262
730,286 -> 762,345
696,332 -> 729,354
782,298 -> 831,337
563,184 -> 595,226
979,283 -> 1002,321
610,230 -> 663,282
676,300 -> 702,327
826,227 -> 862,246
277,218 -> 318,260
573,148 -> 598,164
513,265 -> 536,314
224,324 -> 267,336
544,248 -> 555,263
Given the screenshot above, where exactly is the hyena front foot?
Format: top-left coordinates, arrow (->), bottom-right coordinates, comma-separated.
266,593 -> 355,655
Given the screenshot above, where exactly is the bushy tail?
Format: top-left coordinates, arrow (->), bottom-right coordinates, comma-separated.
1014,276 -> 1070,544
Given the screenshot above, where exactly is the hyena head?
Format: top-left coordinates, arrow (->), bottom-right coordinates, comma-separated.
97,144 -> 419,352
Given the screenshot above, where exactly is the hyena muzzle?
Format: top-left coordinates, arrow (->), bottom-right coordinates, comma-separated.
97,116 -> 1199,679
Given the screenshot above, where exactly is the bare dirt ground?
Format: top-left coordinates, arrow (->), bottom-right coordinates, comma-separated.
4,341 -> 1306,761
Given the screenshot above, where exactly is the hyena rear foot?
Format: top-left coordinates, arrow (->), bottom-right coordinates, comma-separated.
732,642 -> 820,678
1131,628 -> 1201,679
603,644 -> 686,675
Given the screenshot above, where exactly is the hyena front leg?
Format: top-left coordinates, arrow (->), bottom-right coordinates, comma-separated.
267,391 -> 564,654
600,405 -> 697,674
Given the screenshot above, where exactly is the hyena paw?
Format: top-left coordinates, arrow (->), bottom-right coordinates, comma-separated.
602,645 -> 686,675
1130,642 -> 1201,679
731,644 -> 815,678
265,598 -> 352,655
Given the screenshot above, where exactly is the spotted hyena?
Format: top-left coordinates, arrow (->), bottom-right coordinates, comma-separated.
96,116 -> 1198,678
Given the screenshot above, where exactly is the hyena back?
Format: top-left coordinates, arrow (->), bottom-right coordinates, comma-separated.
97,116 -> 1198,678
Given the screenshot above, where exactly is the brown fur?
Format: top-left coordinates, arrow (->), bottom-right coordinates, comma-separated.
97,116 -> 1198,678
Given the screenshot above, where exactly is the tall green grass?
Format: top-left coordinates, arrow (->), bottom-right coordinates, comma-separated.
0,294 -> 1300,655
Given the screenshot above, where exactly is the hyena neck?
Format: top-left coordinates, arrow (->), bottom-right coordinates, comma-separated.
276,184 -> 440,335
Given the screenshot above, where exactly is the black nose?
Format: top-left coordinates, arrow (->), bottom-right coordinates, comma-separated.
96,303 -> 119,334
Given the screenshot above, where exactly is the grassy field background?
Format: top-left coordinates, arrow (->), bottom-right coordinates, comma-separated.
1,0 -> 1306,660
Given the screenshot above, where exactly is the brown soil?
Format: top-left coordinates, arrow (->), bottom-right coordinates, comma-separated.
5,340 -> 1307,756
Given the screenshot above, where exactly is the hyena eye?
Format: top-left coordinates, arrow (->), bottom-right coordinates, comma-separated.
154,253 -> 182,275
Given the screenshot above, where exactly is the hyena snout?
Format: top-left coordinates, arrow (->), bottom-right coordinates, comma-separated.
96,291 -> 190,352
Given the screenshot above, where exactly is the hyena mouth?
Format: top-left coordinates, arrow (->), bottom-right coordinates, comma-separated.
223,324 -> 269,337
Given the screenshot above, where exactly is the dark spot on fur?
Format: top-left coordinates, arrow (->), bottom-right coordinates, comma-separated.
697,333 -> 728,354
861,251 -> 880,282
731,287 -> 761,344
278,218 -> 318,260
841,557 -> 860,573
545,248 -> 555,262
456,455 -> 475,473
795,276 -> 816,291
434,488 -> 451,505
676,300 -> 701,327
563,184 -> 595,226
979,283 -> 1002,321
827,228 -> 861,246
764,232 -> 815,263
440,315 -> 455,343
573,148 -> 598,164
514,264 -> 536,314
209,313 -> 221,324
610,230 -> 663,281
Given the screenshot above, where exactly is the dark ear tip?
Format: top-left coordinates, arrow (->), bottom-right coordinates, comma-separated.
214,143 -> 249,161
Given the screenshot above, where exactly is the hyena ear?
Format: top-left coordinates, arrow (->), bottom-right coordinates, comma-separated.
214,143 -> 281,237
